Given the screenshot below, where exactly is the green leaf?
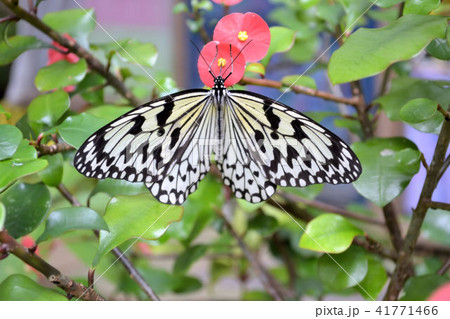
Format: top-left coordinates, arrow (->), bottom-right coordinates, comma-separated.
87,105 -> 133,122
299,214 -> 363,253
318,246 -> 368,290
0,275 -> 66,301
403,0 -> 440,15
35,59 -> 87,92
42,8 -> 96,38
329,15 -> 447,84
0,36 -> 48,66
281,75 -> 317,89
0,202 -> 5,230
90,179 -> 147,198
355,254 -> 388,300
283,184 -> 324,200
0,105 -> 11,120
39,153 -> 63,187
334,118 -> 364,138
0,141 -> 48,192
400,98 -> 437,123
261,27 -> 296,66
406,110 -> 444,135
426,38 -> 450,60
400,274 -> 447,301
1,182 -> 51,238
245,62 -> 265,77
0,125 -> 22,160
93,194 -> 183,265
375,77 -> 450,122
352,137 -> 420,206
58,112 -> 109,148
338,0 -> 371,31
28,89 -> 70,126
173,244 -> 208,275
37,207 -> 109,243
117,39 -> 158,68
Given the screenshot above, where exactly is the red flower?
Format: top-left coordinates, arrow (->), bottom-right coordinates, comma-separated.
48,34 -> 79,93
197,41 -> 246,88
213,12 -> 270,62
211,0 -> 243,5
48,34 -> 79,65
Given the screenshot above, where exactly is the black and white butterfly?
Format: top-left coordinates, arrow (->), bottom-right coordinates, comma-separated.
74,74 -> 362,205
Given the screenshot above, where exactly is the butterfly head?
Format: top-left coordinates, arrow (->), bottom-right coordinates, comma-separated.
214,76 -> 226,89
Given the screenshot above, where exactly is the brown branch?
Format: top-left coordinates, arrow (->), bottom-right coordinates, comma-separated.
0,14 -> 19,23
240,77 -> 360,106
109,246 -> 161,301
278,191 -> 385,226
353,236 -> 396,261
437,105 -> 450,121
0,230 -> 105,301
428,201 -> 450,211
350,81 -> 374,139
382,202 -> 404,252
385,114 -> 450,300
0,0 -> 140,106
438,155 -> 449,181
415,242 -> 450,258
420,153 -> 429,171
437,258 -> 450,276
215,209 -> 287,301
56,183 -> 161,301
33,142 -> 74,156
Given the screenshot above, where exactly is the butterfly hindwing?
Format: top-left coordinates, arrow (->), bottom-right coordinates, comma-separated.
74,89 -> 216,204
215,90 -> 361,203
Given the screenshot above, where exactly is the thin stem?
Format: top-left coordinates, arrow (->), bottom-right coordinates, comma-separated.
428,201 -> 450,211
110,247 -> 161,301
240,77 -> 360,106
0,0 -> 139,106
437,105 -> 450,121
0,230 -> 105,301
385,115 -> 450,300
437,258 -> 450,276
382,202 -> 404,252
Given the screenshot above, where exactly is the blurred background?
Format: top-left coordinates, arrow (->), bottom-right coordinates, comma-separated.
0,0 -> 448,300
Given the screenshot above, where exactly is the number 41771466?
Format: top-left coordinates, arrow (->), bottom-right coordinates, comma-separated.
375,306 -> 438,316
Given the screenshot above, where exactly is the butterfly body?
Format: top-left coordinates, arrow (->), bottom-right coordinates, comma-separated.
74,76 -> 361,205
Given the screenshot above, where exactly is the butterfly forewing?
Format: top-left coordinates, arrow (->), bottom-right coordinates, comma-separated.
74,89 -> 217,204
214,90 -> 362,203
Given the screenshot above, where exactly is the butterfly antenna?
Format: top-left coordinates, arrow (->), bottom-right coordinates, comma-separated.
223,40 -> 253,80
191,39 -> 217,79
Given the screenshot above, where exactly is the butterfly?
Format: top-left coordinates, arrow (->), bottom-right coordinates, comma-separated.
74,73 -> 362,205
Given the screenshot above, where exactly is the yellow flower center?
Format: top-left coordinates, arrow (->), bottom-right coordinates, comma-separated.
238,30 -> 248,42
217,58 -> 227,67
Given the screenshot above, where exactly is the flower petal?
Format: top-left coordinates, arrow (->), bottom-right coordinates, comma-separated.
198,41 -> 246,88
213,12 -> 270,62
